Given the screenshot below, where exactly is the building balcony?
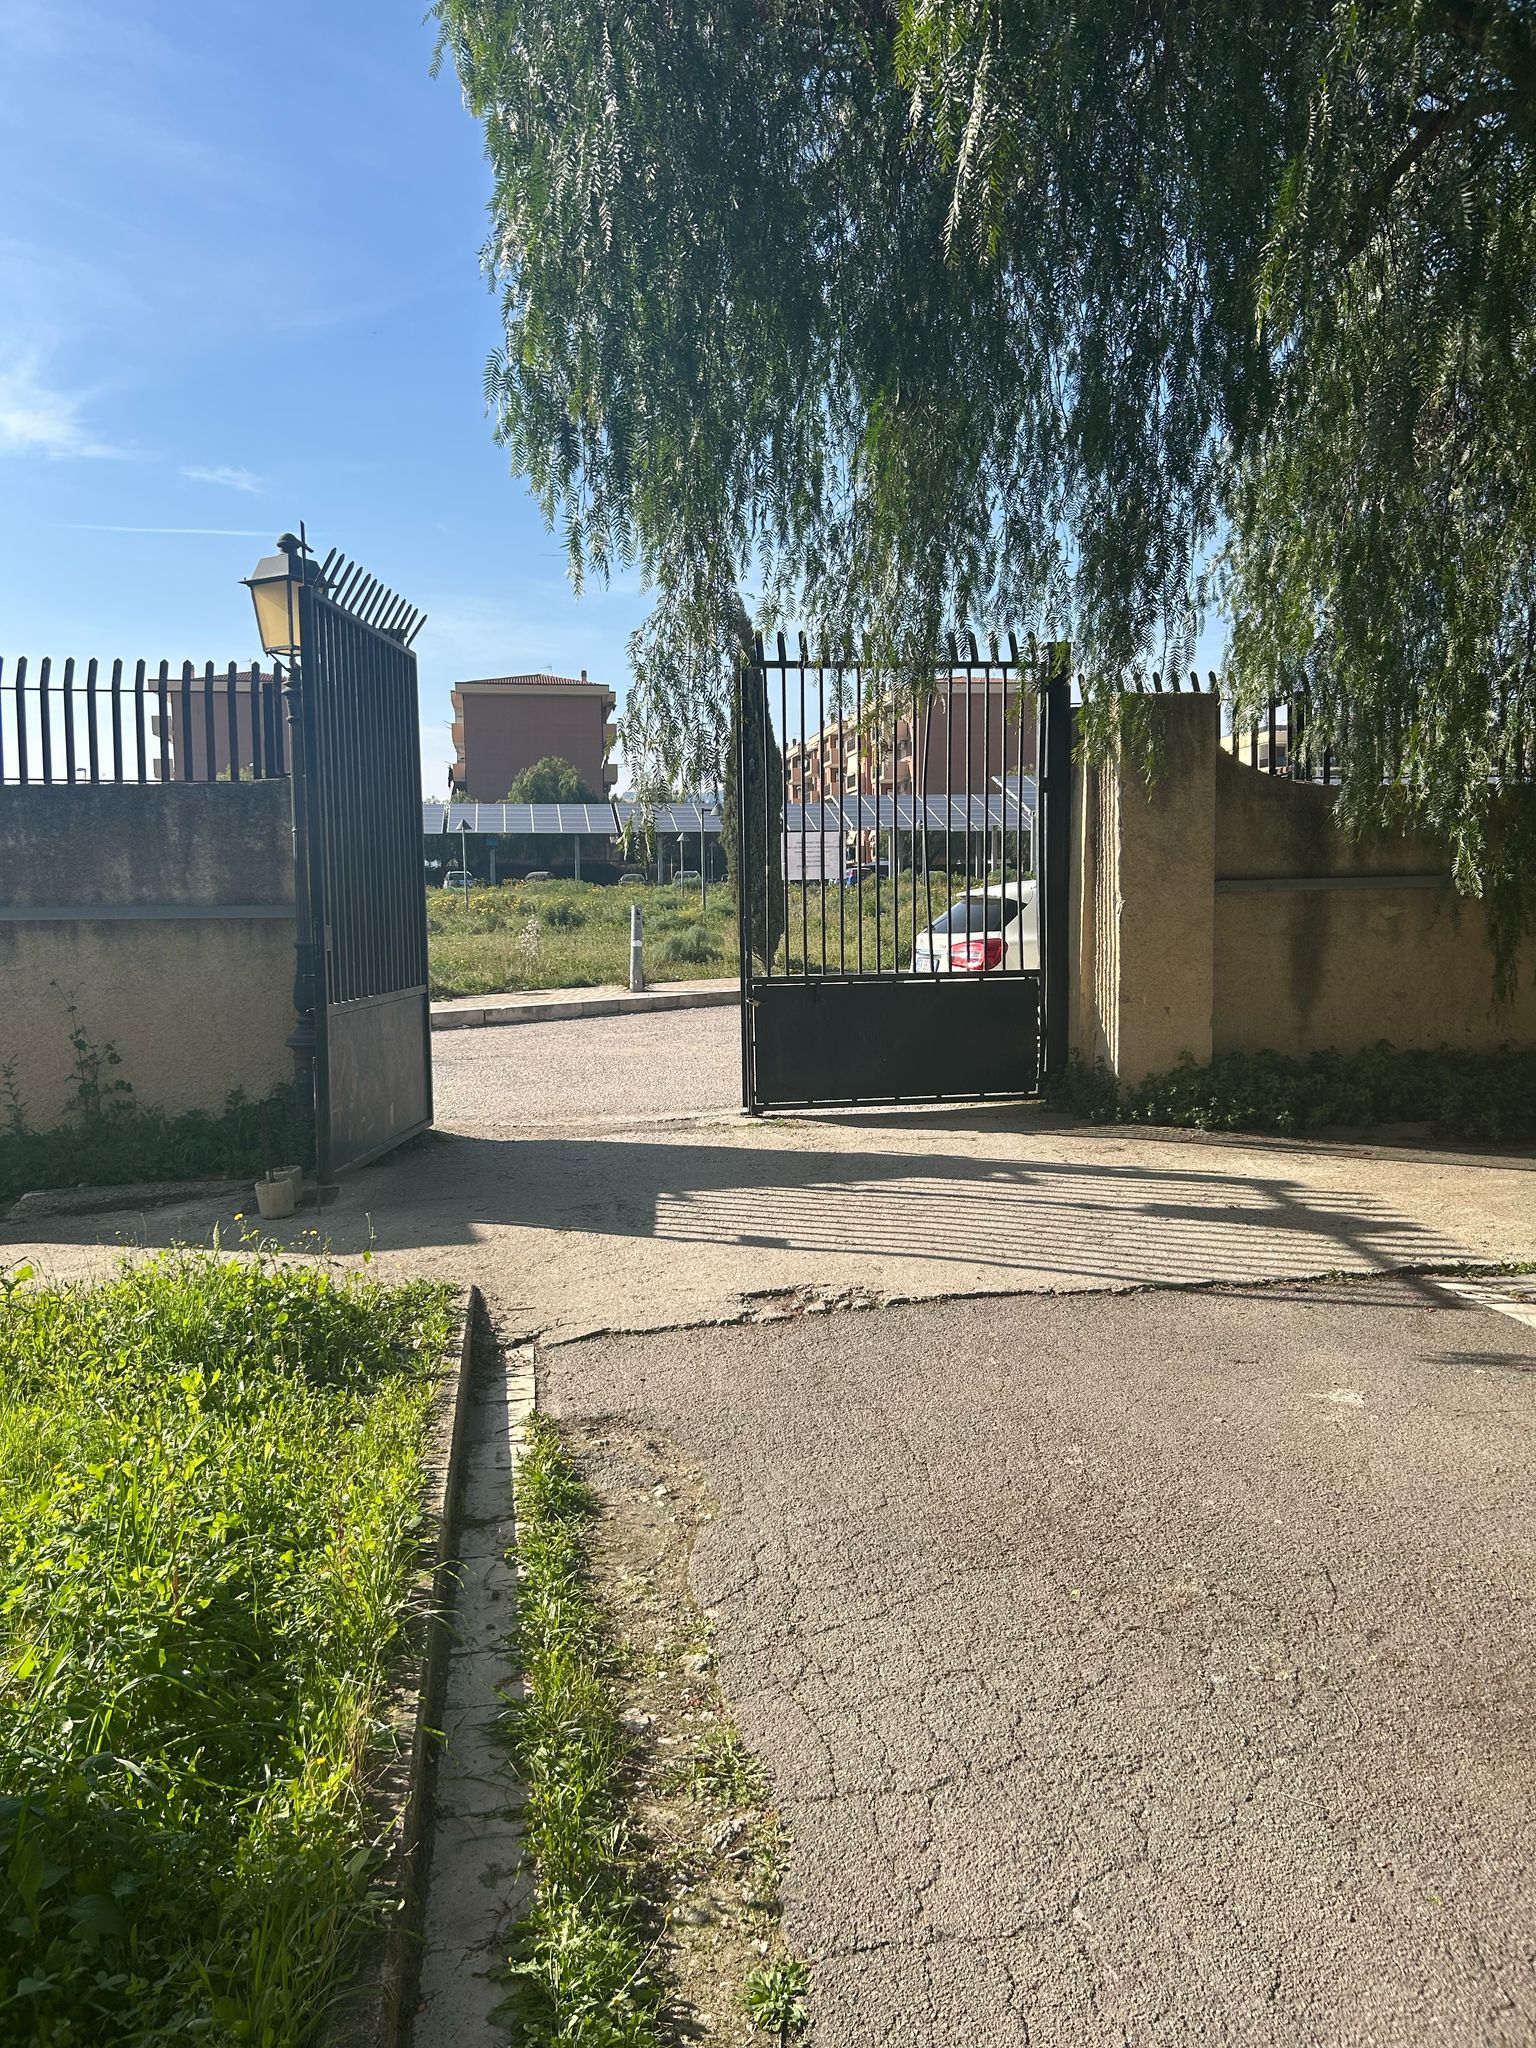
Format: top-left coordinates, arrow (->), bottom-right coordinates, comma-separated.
603,762 -> 619,786
604,722 -> 617,747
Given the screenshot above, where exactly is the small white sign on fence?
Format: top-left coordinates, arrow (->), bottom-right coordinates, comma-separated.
782,831 -> 844,883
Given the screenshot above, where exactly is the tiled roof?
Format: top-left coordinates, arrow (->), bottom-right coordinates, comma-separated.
456,672 -> 608,689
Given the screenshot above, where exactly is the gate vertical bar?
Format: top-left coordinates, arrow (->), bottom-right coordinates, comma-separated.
736,658 -> 757,1111
286,600 -> 328,1185
1039,643 -> 1072,1084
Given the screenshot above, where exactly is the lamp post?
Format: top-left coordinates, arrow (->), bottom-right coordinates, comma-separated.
459,820 -> 471,906
244,533 -> 326,1165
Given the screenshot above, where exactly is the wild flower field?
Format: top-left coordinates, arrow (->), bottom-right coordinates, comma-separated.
0,1252 -> 454,2047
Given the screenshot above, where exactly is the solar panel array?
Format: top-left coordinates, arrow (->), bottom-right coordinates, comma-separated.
423,801 -> 641,836
424,790 -> 1029,838
611,799 -> 723,834
784,790 -> 1034,834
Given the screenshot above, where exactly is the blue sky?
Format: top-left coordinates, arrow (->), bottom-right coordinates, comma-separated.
0,0 -> 649,795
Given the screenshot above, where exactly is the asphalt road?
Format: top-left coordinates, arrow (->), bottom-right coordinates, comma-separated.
544,1273 -> 1536,2046
430,1006 -> 742,1128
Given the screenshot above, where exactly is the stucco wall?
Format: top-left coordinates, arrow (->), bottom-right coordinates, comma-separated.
1071,697 -> 1536,1084
1212,752 -> 1534,1054
0,781 -> 296,1132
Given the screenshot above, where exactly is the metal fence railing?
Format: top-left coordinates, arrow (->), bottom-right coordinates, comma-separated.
0,656 -> 289,786
1117,670 -> 1531,786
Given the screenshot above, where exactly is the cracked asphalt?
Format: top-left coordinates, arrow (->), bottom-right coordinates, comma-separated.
543,1273 -> 1536,2046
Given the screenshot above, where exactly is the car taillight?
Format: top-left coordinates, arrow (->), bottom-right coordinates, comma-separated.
950,936 -> 1004,971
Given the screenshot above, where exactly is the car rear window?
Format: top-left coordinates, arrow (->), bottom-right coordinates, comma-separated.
931,893 -> 1022,935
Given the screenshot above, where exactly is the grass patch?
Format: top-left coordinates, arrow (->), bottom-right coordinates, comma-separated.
427,880 -> 735,998
500,1414 -> 663,2046
1054,1042 -> 1536,1143
426,868 -> 1024,996
0,1251 -> 454,2046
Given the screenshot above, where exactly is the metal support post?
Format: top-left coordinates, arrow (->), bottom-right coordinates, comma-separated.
628,902 -> 645,991
1038,642 -> 1073,1085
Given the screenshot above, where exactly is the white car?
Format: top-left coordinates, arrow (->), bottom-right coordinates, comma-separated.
912,883 -> 1038,974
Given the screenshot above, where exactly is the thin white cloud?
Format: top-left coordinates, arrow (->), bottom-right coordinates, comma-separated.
63,524 -> 271,537
182,463 -> 263,494
0,357 -> 122,459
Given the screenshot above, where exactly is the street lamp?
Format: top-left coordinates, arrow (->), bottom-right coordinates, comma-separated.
243,533 -> 324,659
243,531 -> 327,1170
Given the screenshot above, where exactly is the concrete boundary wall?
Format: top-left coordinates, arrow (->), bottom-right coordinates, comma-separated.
1071,693 -> 1536,1085
0,782 -> 297,1131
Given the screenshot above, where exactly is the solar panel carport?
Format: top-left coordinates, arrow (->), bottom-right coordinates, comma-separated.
423,799 -> 724,882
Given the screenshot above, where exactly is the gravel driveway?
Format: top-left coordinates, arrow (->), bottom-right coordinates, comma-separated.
543,1274 -> 1536,2046
430,1006 -> 741,1128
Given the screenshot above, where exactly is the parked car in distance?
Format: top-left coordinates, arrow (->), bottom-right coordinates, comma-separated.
441,869 -> 475,890
523,871 -> 551,881
673,869 -> 703,886
618,869 -> 647,883
842,860 -> 893,886
912,883 -> 1038,973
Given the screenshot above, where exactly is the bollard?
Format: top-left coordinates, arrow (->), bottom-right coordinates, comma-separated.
628,902 -> 645,992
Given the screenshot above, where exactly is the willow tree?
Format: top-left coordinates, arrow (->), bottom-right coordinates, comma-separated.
433,0 -> 1536,964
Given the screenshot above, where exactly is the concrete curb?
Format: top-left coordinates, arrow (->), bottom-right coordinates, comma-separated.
408,1339 -> 540,2044
326,1285 -> 482,2048
430,981 -> 739,1031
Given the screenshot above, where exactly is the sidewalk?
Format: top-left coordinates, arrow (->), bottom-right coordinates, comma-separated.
430,977 -> 738,1031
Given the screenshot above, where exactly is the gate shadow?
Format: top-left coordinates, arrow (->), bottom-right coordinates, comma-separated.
340,1128 -> 1466,1290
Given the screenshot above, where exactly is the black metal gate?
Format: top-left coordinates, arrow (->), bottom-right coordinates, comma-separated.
292,551 -> 432,1180
736,635 -> 1071,1112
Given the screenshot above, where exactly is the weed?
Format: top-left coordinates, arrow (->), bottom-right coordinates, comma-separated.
515,911 -> 544,968
741,1958 -> 812,2040
541,901 -> 586,929
674,1726 -> 770,1809
0,1057 -> 26,1138
55,985 -> 134,1124
0,1252 -> 453,2046
659,920 -> 722,965
747,1839 -> 783,1913
500,1415 -> 663,2046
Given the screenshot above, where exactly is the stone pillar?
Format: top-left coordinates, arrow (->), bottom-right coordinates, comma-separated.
1072,692 -> 1218,1087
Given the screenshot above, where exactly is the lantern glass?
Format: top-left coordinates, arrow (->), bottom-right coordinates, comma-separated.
243,538 -> 310,658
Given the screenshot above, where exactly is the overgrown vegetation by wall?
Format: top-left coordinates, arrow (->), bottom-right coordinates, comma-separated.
0,994 -> 301,1204
1056,1043 -> 1536,1144
0,1253 -> 454,2046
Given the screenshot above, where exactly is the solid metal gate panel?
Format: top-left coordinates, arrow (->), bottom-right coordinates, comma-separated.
737,635 -> 1069,1112
295,553 -> 432,1180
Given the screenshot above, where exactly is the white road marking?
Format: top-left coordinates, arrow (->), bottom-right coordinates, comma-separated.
1430,1276 -> 1536,1333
